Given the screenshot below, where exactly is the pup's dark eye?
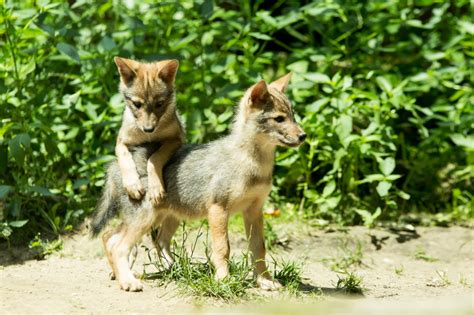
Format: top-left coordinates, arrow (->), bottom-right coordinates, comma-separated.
132,101 -> 142,109
125,96 -> 142,109
274,116 -> 285,123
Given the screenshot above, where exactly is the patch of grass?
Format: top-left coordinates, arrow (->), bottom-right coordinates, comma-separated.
323,238 -> 365,273
394,265 -> 404,276
414,247 -> 438,262
143,223 -> 301,301
143,224 -> 253,301
272,258 -> 302,295
335,272 -> 365,295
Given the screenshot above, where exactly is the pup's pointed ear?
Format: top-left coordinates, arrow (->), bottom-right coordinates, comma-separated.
158,59 -> 179,85
114,57 -> 138,86
250,80 -> 269,107
269,72 -> 292,93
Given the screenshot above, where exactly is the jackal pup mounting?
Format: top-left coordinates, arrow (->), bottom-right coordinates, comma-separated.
113,57 -> 185,206
91,73 -> 306,292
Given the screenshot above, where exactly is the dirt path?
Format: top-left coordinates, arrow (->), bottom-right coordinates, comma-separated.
1,224 -> 473,314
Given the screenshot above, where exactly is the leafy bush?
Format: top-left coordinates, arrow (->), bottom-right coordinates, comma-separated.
1,0 -> 472,242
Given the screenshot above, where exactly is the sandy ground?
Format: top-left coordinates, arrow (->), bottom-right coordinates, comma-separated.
1,223 -> 473,314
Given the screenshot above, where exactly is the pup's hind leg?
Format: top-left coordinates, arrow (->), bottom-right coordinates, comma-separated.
102,227 -> 124,280
243,198 -> 282,291
152,215 -> 180,268
208,204 -> 230,280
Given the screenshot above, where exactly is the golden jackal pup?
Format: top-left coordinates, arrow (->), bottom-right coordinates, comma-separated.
91,74 -> 306,292
113,57 -> 185,206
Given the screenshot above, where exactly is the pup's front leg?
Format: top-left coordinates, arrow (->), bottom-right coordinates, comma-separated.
208,204 -> 230,280
244,199 -> 282,291
116,142 -> 144,200
147,139 -> 182,206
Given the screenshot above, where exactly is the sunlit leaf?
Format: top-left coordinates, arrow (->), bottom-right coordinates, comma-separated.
379,157 -> 396,176
376,181 -> 392,197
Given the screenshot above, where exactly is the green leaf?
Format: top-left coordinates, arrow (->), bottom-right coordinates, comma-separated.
287,60 -> 308,73
398,191 -> 411,200
357,174 -> 385,184
362,122 -> 377,136
0,122 -> 14,139
458,20 -> 474,35
98,36 -> 116,52
376,181 -> 392,197
424,51 -> 445,61
9,220 -> 28,228
19,59 -> 36,79
322,180 -> 336,197
306,98 -> 329,113
200,0 -> 213,19
171,34 -> 198,51
249,32 -> 272,41
257,11 -> 278,28
29,186 -> 55,196
201,31 -> 214,46
1,226 -> 12,238
335,115 -> 352,143
410,72 -> 430,82
450,134 -> 474,149
0,185 -> 13,199
376,76 -> 392,93
57,43 -> 81,63
303,73 -> 330,84
9,133 -> 31,165
325,196 -> 341,209
355,207 -> 381,227
379,157 -> 395,176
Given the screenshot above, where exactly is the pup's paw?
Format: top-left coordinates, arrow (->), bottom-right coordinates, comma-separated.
214,267 -> 230,281
159,254 -> 174,269
149,185 -> 166,206
124,181 -> 145,200
257,275 -> 282,291
119,277 -> 143,292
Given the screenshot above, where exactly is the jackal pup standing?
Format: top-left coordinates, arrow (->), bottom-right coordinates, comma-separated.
91,73 -> 306,292
113,57 -> 185,206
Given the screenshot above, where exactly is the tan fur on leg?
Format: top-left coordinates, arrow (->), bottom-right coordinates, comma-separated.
244,199 -> 282,291
208,204 -> 230,280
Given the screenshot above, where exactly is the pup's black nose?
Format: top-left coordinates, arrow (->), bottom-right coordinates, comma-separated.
143,126 -> 155,133
298,133 -> 307,142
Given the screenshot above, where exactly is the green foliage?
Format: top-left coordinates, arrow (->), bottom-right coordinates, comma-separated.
0,0 -> 472,240
28,233 -> 63,259
335,272 -> 364,295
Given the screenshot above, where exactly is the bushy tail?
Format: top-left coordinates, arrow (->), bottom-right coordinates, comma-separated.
90,173 -> 119,237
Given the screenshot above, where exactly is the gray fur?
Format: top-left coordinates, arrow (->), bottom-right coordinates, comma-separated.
90,82 -> 305,236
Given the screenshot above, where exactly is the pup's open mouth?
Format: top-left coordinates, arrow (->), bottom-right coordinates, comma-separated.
279,137 -> 301,147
